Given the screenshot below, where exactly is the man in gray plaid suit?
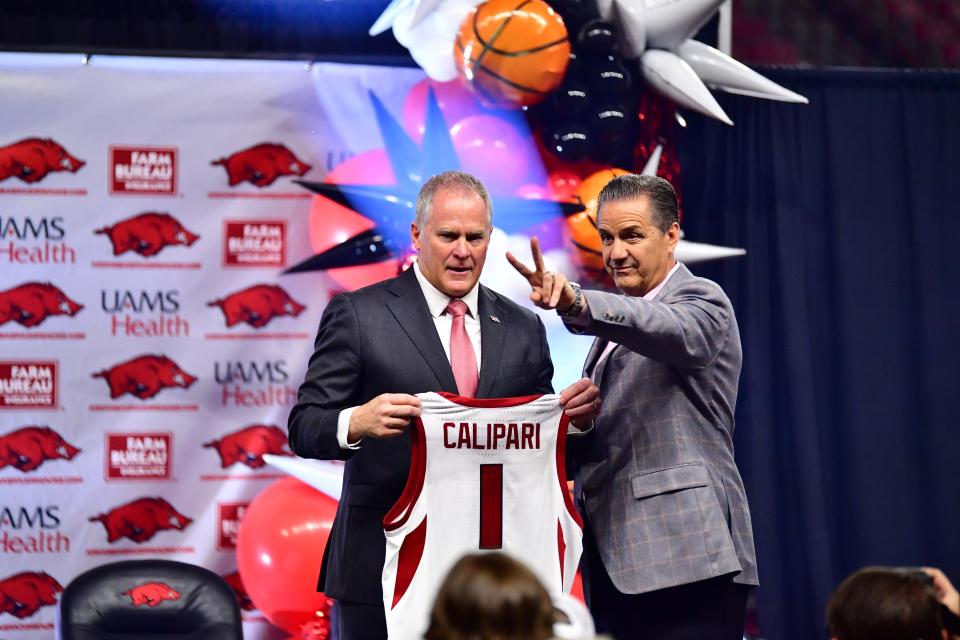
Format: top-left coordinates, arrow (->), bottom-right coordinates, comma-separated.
509,174 -> 758,639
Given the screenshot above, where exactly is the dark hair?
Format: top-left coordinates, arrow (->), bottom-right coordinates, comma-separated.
596,174 -> 678,232
425,553 -> 557,640
416,170 -> 493,229
826,567 -> 944,640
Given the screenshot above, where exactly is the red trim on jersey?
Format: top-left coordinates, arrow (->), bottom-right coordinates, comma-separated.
392,516 -> 427,608
437,392 -> 543,408
384,417 -> 427,531
479,464 -> 503,549
557,520 -> 566,583
555,413 -> 584,528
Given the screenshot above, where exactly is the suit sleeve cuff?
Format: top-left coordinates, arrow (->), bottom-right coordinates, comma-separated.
337,407 -> 362,450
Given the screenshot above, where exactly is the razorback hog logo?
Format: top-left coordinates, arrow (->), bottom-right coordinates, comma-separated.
203,424 -> 291,469
0,138 -> 85,184
0,572 -> 63,619
0,426 -> 80,472
89,497 -> 192,543
207,284 -> 306,329
92,354 -> 197,400
222,572 -> 254,611
211,143 -> 311,187
0,282 -> 83,327
124,582 -> 180,607
95,212 -> 199,257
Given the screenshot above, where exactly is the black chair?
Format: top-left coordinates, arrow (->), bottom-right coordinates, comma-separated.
57,559 -> 242,640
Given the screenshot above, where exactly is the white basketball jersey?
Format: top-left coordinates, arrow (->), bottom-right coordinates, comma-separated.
381,392 -> 583,640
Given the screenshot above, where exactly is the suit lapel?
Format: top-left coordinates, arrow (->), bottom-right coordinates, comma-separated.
475,286 -> 508,398
386,269 -> 458,393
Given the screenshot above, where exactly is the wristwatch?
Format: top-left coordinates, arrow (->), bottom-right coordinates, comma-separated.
557,282 -> 584,319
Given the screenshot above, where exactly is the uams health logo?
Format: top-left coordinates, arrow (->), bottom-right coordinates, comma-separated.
101,289 -> 188,338
0,215 -> 76,265
106,433 -> 171,481
0,138 -> 84,184
211,143 -> 311,187
203,424 -> 291,469
224,219 -> 286,267
89,497 -> 191,543
215,360 -> 295,407
1,505 -> 69,555
0,427 -> 80,473
125,582 -> 180,607
93,355 -> 196,400
96,212 -> 199,257
0,282 -> 83,328
110,146 -> 177,195
208,284 -> 305,329
0,572 -> 63,619
0,362 -> 57,409
217,503 -> 249,550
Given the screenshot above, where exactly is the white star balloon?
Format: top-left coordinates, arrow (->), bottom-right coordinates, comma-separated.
263,454 -> 344,501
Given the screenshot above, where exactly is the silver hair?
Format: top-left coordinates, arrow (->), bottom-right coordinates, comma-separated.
414,171 -> 493,229
597,174 -> 679,232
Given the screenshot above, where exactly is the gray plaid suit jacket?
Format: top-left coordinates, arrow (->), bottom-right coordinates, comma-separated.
568,263 -> 758,594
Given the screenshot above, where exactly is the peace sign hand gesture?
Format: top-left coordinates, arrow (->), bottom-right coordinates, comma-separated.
506,237 -> 578,312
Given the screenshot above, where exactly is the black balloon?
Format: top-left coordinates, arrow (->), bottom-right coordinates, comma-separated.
564,51 -> 586,81
552,83 -> 591,117
578,19 -> 618,57
589,55 -> 632,98
590,131 -> 635,165
547,124 -> 592,162
591,103 -> 631,136
547,0 -> 597,35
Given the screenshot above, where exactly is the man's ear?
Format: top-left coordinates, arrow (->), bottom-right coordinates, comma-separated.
667,222 -> 680,250
411,222 -> 421,251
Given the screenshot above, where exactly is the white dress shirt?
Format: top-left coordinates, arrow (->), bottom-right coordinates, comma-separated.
336,260 -> 483,449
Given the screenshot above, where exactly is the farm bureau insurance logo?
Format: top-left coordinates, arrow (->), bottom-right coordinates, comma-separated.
105,432 -> 172,481
0,361 -> 57,409
224,219 -> 286,267
217,502 -> 249,550
1,505 -> 69,555
0,215 -> 76,265
110,146 -> 177,195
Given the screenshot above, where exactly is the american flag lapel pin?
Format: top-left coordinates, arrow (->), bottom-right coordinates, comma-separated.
489,315 -> 500,323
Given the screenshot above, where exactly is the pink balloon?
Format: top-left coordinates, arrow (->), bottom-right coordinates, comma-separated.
403,79 -> 492,144
515,183 -> 550,199
450,115 -> 544,193
236,478 -> 338,634
308,149 -> 402,291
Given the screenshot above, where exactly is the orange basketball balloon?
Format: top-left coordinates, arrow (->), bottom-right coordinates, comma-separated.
564,167 -> 630,285
454,0 -> 571,108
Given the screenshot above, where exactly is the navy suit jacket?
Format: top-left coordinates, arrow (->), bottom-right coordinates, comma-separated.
288,267 -> 554,603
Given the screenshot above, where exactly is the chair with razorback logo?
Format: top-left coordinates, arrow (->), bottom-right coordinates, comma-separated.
57,559 -> 242,640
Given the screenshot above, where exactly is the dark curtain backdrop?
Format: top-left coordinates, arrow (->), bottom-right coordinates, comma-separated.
677,67 -> 960,640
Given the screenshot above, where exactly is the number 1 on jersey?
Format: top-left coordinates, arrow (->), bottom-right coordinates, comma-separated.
479,464 -> 503,549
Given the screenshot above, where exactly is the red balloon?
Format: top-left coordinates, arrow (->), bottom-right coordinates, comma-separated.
449,114 -> 544,193
237,477 -> 338,634
545,169 -> 581,201
308,149 -> 402,291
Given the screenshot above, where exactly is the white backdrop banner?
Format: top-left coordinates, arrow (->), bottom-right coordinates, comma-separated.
0,52 -> 426,639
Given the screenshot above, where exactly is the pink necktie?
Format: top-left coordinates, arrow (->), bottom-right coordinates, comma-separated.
445,299 -> 478,397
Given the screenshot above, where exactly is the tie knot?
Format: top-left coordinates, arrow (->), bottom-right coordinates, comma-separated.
445,299 -> 469,318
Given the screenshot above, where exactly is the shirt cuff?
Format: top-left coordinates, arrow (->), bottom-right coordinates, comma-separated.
337,407 -> 362,450
567,420 -> 594,435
